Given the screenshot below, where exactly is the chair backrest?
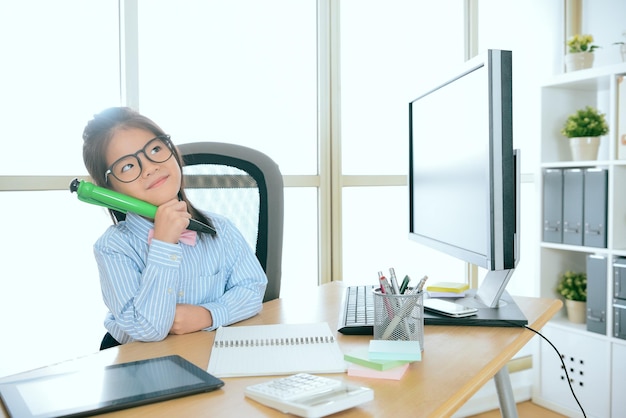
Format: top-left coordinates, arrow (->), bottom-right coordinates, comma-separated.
178,142 -> 284,302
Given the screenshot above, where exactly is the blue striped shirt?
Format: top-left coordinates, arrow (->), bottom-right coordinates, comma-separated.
93,212 -> 267,344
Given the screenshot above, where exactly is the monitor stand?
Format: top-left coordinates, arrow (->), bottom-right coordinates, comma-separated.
423,289 -> 528,327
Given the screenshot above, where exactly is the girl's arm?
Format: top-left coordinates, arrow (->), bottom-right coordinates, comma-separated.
95,230 -> 182,342
169,304 -> 213,334
196,216 -> 268,331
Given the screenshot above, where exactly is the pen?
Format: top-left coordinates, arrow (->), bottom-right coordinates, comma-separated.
378,271 -> 393,295
378,271 -> 395,317
70,179 -> 216,235
389,268 -> 400,295
416,275 -> 429,293
399,275 -> 410,294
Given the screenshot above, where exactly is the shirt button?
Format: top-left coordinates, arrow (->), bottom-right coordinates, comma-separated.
169,254 -> 178,261
167,288 -> 173,294
178,290 -> 184,297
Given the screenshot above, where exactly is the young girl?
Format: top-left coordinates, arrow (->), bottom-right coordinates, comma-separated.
82,107 -> 267,349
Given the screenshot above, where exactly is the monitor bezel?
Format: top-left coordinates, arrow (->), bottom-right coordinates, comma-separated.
408,49 -> 521,311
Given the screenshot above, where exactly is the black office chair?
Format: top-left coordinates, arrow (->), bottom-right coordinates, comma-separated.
179,142 -> 284,303
99,142 -> 284,350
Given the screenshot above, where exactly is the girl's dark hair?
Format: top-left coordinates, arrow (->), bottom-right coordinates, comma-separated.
82,106 -> 214,234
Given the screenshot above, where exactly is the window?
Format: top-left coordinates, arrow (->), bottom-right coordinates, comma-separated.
339,1 -> 467,284
0,0 -> 119,175
0,0 -> 119,377
136,0 -> 319,297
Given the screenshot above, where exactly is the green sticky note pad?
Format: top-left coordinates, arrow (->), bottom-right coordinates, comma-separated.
368,340 -> 421,362
344,349 -> 410,371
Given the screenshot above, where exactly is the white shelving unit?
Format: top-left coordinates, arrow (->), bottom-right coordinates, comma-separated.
533,62 -> 626,418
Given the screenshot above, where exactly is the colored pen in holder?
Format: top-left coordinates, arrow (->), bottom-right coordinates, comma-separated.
69,178 -> 216,235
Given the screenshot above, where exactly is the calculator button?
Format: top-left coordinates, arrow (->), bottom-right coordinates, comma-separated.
247,374 -> 341,401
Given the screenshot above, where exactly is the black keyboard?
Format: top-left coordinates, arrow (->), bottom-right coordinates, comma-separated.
337,285 -> 530,332
337,285 -> 375,335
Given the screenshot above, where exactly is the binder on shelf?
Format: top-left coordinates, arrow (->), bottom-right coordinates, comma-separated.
614,258 -> 626,300
562,169 -> 584,246
613,302 -> 626,340
543,168 -> 563,243
583,168 -> 607,248
586,254 -> 607,335
618,72 -> 626,160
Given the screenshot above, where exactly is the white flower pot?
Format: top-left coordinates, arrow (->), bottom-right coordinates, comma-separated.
565,52 -> 594,72
565,299 -> 586,324
569,136 -> 600,161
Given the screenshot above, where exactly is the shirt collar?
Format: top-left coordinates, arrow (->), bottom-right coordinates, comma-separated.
124,212 -> 154,242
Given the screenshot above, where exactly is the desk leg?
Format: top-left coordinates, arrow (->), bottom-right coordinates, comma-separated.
493,367 -> 518,418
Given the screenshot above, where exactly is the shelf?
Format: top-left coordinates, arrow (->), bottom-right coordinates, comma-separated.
537,61 -> 626,417
537,56 -> 626,418
539,65 -> 626,332
540,242 -> 609,254
545,316 -> 601,336
540,160 -> 611,169
545,316 -> 626,346
542,62 -> 626,89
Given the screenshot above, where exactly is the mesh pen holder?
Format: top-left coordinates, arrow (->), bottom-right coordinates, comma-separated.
372,288 -> 424,349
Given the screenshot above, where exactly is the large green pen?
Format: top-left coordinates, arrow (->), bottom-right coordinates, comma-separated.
69,178 -> 216,235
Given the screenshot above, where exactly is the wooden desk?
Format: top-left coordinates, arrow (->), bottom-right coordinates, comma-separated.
0,282 -> 561,418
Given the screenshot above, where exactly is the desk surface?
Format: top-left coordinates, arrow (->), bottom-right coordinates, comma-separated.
0,282 -> 561,418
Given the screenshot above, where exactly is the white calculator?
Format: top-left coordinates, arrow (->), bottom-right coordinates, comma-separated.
244,373 -> 373,417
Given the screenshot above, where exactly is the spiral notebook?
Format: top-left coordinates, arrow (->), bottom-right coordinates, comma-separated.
207,322 -> 346,377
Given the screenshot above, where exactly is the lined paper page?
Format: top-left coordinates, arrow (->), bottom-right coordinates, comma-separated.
207,323 -> 346,377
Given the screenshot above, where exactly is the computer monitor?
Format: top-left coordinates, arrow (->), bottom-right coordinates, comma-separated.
408,49 -> 526,326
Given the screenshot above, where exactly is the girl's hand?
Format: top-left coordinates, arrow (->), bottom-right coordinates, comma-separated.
152,199 -> 192,244
170,304 -> 213,335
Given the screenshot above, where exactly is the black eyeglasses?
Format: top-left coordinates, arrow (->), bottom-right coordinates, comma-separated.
104,135 -> 174,183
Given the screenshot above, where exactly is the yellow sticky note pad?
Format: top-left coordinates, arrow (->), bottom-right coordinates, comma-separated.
426,282 -> 469,293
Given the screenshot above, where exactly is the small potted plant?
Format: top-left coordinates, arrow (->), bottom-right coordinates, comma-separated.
556,271 -> 587,323
565,34 -> 599,71
561,106 -> 609,161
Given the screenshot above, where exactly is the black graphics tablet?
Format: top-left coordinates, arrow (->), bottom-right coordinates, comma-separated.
0,355 -> 224,418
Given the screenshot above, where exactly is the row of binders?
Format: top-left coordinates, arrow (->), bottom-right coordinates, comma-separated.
543,167 -> 607,248
587,256 -> 626,339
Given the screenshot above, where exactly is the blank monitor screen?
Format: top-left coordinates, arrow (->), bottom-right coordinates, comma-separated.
410,66 -> 490,266
409,49 -> 515,274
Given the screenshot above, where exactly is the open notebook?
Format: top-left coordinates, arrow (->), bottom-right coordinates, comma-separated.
207,322 -> 346,377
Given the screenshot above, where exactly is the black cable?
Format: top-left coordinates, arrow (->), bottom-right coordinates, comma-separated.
523,324 -> 587,418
